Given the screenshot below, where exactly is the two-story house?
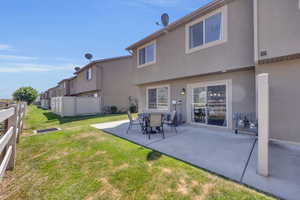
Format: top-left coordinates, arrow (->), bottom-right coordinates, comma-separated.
69,55 -> 138,111
127,0 -> 300,144
127,0 -> 255,130
40,91 -> 50,109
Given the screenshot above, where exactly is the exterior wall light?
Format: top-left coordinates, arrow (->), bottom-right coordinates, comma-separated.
180,88 -> 186,96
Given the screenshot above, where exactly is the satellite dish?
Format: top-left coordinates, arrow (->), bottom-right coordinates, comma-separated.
84,53 -> 93,62
161,13 -> 169,27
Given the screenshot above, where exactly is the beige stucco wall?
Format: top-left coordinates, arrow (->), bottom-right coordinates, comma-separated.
257,0 -> 300,60
99,57 -> 138,111
70,65 -> 99,96
69,57 -> 137,111
256,59 -> 300,143
131,0 -> 254,85
138,69 -> 255,129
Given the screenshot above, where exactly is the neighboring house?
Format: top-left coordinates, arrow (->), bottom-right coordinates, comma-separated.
70,55 -> 138,111
57,78 -> 72,96
40,91 -> 50,109
127,0 -> 255,129
126,0 -> 300,143
254,0 -> 300,143
48,86 -> 60,99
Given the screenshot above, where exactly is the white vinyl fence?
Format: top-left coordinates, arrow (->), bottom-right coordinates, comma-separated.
0,102 -> 26,181
51,97 -> 102,117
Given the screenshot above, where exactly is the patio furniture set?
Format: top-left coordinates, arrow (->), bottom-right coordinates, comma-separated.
127,111 -> 177,139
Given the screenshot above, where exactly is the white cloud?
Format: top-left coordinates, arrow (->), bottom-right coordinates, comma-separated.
0,54 -> 38,60
0,44 -> 12,51
0,63 -> 73,73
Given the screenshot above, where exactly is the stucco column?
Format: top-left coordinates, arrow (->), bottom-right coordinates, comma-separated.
257,73 -> 269,177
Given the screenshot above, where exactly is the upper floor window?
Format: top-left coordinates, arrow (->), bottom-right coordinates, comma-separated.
86,68 -> 92,80
186,5 -> 227,54
137,41 -> 156,68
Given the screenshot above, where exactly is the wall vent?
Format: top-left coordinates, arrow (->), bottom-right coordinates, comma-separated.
260,50 -> 268,57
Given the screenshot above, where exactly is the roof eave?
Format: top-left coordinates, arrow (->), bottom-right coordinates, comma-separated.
126,0 -> 227,51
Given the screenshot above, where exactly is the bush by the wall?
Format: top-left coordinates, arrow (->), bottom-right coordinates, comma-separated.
110,106 -> 118,114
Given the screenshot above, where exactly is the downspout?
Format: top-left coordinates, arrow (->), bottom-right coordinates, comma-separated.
97,64 -> 104,112
254,0 -> 259,64
254,0 -> 259,119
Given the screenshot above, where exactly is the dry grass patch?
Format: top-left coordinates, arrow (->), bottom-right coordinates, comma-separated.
73,131 -> 107,142
177,178 -> 189,195
161,167 -> 172,175
85,177 -> 121,200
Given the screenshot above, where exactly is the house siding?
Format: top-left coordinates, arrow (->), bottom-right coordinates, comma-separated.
256,59 -> 300,143
131,0 -> 254,85
69,57 -> 137,111
256,0 -> 300,143
257,0 -> 300,61
138,69 -> 255,129
71,65 -> 99,96
100,57 -> 138,111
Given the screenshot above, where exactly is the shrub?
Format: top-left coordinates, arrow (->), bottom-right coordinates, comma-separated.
110,106 -> 118,114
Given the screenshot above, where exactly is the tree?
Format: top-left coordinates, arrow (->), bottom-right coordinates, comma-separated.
13,87 -> 38,104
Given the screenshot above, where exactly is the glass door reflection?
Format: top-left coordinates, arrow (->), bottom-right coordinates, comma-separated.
207,85 -> 226,127
191,84 -> 227,127
192,87 -> 207,124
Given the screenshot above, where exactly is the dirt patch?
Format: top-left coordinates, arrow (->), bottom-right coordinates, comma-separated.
86,177 -> 121,200
95,150 -> 107,156
191,180 -> 199,187
47,150 -> 71,160
115,163 -> 129,171
161,168 -> 172,175
31,151 -> 48,159
193,183 -> 214,200
149,193 -> 160,200
177,178 -> 189,195
74,132 -> 106,142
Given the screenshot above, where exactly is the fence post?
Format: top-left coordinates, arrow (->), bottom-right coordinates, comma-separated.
257,73 -> 269,177
6,105 -> 17,170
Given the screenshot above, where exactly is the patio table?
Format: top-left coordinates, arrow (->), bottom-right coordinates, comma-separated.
138,112 -> 169,135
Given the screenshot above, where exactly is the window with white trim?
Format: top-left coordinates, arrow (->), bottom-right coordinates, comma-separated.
86,68 -> 92,80
138,41 -> 156,67
186,6 -> 227,53
147,86 -> 169,110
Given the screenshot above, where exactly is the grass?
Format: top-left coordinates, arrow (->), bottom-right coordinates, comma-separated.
0,106 -> 275,200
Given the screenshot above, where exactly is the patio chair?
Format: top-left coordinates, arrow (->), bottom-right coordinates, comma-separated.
127,111 -> 143,134
147,113 -> 165,139
164,110 -> 177,133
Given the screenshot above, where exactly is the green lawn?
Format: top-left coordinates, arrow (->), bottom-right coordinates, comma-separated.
1,106 -> 275,200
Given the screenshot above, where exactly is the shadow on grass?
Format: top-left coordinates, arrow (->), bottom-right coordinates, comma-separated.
147,151 -> 162,161
43,112 -> 125,125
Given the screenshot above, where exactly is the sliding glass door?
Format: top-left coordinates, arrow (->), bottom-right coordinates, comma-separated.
191,83 -> 227,127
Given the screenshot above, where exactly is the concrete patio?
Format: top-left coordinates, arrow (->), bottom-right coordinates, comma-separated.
92,120 -> 300,200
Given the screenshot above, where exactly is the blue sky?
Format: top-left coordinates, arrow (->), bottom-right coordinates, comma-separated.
0,0 -> 212,99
